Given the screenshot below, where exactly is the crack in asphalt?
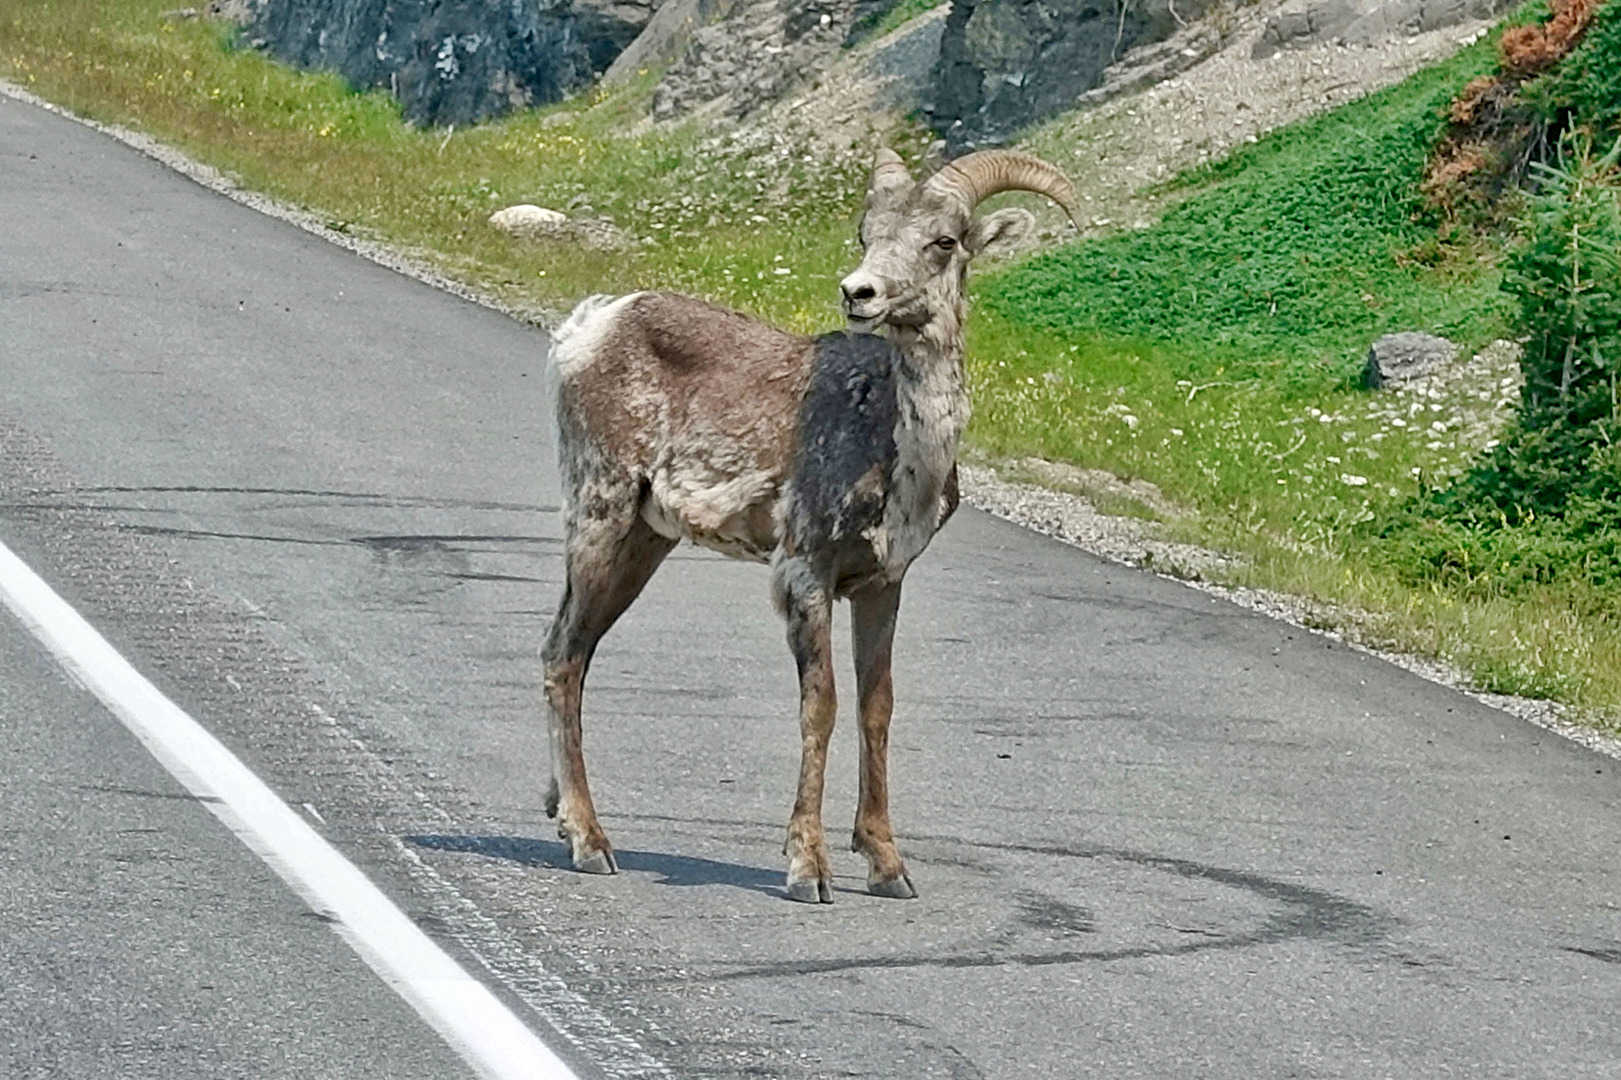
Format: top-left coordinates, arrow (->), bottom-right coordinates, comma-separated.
1567,946 -> 1621,964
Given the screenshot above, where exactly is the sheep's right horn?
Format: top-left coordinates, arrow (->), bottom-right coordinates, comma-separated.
925,150 -> 1080,225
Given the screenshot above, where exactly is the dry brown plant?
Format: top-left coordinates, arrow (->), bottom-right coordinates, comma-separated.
1424,0 -> 1609,221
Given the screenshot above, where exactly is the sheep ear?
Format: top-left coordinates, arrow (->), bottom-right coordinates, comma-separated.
964,207 -> 1035,258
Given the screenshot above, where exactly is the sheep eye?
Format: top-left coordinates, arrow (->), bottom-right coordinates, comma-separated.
934,236 -> 958,251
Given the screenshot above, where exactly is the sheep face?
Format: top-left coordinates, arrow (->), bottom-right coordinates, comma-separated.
839,149 -> 1075,335
839,152 -> 1041,334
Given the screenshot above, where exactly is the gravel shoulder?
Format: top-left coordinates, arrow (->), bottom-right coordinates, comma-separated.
958,460 -> 1621,762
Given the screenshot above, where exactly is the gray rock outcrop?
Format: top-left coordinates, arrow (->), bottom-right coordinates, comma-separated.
602,0 -> 744,84
928,0 -> 1218,150
860,5 -> 949,111
1252,0 -> 1512,58
1365,331 -> 1458,388
249,0 -> 657,126
645,0 -> 902,121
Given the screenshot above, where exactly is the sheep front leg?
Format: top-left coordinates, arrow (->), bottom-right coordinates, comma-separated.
781,575 -> 837,904
850,579 -> 915,898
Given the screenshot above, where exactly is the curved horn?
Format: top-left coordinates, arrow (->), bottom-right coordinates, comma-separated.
924,150 -> 1080,225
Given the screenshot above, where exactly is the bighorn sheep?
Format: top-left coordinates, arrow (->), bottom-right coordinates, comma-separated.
543,149 -> 1078,902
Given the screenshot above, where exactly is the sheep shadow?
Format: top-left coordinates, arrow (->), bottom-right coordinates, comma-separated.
404,833 -> 786,897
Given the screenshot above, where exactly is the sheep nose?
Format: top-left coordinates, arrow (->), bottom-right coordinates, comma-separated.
840,274 -> 880,308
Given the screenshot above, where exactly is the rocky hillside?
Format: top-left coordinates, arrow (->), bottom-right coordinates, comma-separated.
244,0 -> 654,126
245,0 -> 1520,136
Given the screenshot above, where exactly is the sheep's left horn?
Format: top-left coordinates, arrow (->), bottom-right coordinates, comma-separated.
925,150 -> 1079,225
870,147 -> 913,184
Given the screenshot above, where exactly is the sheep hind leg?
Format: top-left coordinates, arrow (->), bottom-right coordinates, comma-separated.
850,579 -> 915,899
542,505 -> 675,875
778,562 -> 837,904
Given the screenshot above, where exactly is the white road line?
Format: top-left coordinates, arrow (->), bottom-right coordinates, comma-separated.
0,539 -> 581,1080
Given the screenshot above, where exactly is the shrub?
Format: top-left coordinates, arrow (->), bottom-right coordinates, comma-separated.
1422,0 -> 1609,221
1372,138 -> 1621,599
1526,0 -> 1621,149
1506,138 -> 1621,426
1498,0 -> 1603,78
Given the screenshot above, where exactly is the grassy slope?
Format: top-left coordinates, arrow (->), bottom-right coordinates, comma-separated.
2,0 -> 1616,714
973,29 -> 1620,709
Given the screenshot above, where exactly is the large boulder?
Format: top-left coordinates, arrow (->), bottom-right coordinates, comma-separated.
928,0 -> 1217,150
1364,331 -> 1457,388
602,0 -> 750,85
860,5 -> 950,111
249,0 -> 655,126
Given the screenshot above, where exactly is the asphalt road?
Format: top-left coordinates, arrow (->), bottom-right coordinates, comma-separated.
5,89 -> 1621,1079
0,613 -> 478,1080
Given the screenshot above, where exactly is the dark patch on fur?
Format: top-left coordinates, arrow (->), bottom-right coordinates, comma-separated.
782,332 -> 901,588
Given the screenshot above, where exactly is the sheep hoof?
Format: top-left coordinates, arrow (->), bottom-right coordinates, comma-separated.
868,873 -> 916,900
786,878 -> 833,904
574,849 -> 617,875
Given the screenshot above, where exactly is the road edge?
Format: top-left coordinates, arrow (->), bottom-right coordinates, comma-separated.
0,79 -> 544,327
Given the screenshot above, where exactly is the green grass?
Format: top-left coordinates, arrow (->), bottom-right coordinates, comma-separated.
4,0 -> 1618,715
987,41 -> 1512,388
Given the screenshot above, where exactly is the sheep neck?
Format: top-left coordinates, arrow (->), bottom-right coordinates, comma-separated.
886,294 -> 970,451
872,297 -> 968,570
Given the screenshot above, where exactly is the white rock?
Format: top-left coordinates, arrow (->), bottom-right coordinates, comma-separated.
488,205 -> 568,235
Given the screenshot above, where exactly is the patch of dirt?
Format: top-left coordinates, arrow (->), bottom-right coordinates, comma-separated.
958,462 -> 1236,579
